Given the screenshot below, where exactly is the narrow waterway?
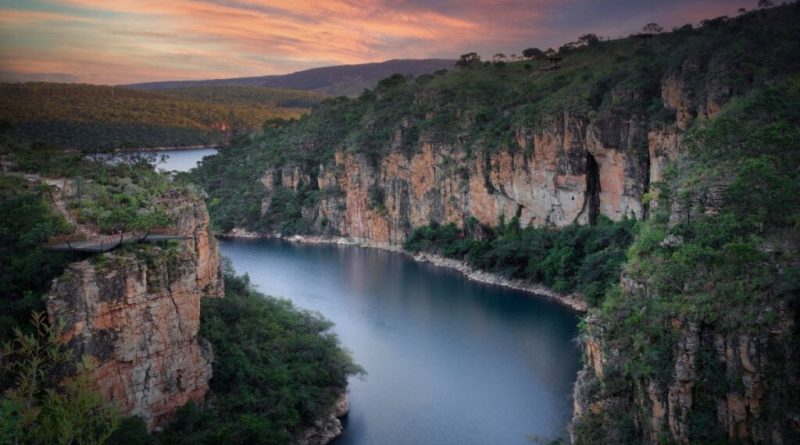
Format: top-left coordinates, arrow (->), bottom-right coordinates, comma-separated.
170,148 -> 581,444
220,239 -> 581,445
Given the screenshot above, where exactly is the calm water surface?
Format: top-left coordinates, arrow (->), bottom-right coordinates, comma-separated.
220,239 -> 581,445
148,147 -> 218,172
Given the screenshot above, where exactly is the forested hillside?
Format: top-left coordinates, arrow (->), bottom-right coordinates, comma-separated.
0,83 -> 325,150
189,4 -> 800,443
126,58 -> 455,97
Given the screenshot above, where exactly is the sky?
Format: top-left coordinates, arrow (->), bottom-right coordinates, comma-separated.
0,0 -> 751,85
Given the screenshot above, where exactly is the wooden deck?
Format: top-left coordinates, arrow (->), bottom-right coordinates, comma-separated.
47,231 -> 191,253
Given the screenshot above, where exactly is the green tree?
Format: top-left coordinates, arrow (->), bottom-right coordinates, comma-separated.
522,47 -> 543,59
0,312 -> 120,445
455,52 -> 481,69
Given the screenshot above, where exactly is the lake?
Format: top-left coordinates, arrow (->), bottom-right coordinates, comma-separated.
147,147 -> 218,172
220,239 -> 581,445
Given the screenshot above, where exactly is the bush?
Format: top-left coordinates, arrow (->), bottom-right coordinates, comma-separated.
158,270 -> 363,445
404,217 -> 637,306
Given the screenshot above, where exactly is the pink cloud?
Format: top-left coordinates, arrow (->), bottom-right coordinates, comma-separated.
0,0 -> 752,84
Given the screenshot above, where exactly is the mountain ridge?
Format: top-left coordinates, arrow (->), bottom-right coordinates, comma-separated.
124,58 -> 455,97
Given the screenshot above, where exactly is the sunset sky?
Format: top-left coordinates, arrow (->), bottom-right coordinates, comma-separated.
0,0 -> 749,85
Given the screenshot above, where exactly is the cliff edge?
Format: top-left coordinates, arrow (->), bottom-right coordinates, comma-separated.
45,189 -> 223,430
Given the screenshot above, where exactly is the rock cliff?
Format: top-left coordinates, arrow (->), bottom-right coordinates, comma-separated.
572,283 -> 799,444
249,24 -> 754,250
257,75 -> 707,247
46,191 -> 223,430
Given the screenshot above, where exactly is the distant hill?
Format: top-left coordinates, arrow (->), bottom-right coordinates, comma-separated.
0,83 -> 326,150
126,59 -> 456,97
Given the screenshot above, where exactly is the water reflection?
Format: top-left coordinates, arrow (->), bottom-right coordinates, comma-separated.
220,238 -> 581,445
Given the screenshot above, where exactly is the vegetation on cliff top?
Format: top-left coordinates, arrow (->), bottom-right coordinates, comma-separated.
0,174 -> 71,339
192,3 -> 800,237
0,83 -> 326,150
572,74 -> 800,444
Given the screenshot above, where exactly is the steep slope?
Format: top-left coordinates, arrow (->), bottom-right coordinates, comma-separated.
126,59 -> 455,97
193,5 -> 799,245
570,77 -> 800,445
190,5 -> 800,444
44,182 -> 223,429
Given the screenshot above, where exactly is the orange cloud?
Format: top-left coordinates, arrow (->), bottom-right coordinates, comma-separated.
0,0 -> 750,84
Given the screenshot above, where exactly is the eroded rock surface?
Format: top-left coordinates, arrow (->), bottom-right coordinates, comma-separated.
46,192 -> 223,429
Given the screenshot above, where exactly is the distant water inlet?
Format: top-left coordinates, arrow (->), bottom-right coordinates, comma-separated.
97,147 -> 218,172
147,147 -> 218,172
220,238 -> 582,445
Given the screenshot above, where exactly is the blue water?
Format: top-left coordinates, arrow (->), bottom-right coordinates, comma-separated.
220,239 -> 581,445
148,148 -> 218,172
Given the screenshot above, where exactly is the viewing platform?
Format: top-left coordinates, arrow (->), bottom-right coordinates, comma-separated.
47,228 -> 190,253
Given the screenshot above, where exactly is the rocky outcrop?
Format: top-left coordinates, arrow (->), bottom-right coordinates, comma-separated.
257,57 -> 733,248
262,111 -> 653,246
295,393 -> 350,445
46,192 -> 223,430
573,311 -> 799,445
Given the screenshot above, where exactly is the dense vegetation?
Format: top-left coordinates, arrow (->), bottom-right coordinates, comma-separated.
405,217 -> 637,306
159,269 -> 362,444
0,174 -> 71,338
2,131 -> 361,444
107,268 -> 363,445
193,3 -> 800,237
572,74 -> 800,443
0,83 -> 325,150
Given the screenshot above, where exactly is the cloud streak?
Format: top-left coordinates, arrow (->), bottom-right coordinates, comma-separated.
0,0 -> 750,84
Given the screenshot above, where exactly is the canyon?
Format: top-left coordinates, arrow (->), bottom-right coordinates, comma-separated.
196,8 -> 799,443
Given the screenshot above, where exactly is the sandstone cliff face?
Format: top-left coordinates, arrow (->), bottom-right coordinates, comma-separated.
261,111 -> 652,246
46,192 -> 223,430
572,302 -> 799,445
256,58 -> 729,247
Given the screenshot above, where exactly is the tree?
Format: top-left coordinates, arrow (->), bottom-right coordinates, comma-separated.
642,22 -> 664,34
455,52 -> 481,69
758,0 -> 774,8
577,33 -> 600,47
492,53 -> 507,63
522,47 -> 544,59
0,312 -> 120,445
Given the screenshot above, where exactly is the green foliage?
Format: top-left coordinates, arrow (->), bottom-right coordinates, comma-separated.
404,217 -> 637,306
0,83 -> 324,150
157,269 -> 363,445
577,75 -> 800,443
0,175 -> 72,338
0,312 -> 121,445
193,4 -> 800,237
106,417 -> 157,445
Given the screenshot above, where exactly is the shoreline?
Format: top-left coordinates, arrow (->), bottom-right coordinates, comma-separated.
116,144 -> 222,153
221,228 -> 587,312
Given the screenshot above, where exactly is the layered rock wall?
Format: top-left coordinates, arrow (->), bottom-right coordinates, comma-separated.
256,53 -> 732,247
573,305 -> 799,444
46,192 -> 223,429
261,111 -> 654,246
